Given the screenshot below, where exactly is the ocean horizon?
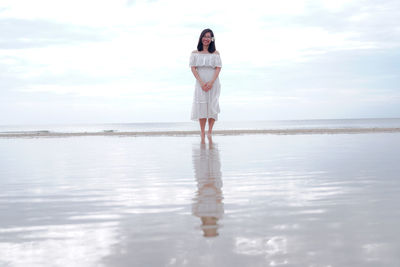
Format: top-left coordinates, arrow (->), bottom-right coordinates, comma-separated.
1,118 -> 400,136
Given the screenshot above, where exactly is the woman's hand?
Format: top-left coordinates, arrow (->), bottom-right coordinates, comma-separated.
200,81 -> 207,91
203,81 -> 214,92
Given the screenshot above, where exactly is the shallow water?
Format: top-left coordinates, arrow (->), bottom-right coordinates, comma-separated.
1,118 -> 400,134
1,134 -> 400,266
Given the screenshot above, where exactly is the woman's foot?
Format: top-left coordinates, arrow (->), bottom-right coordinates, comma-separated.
207,132 -> 213,143
201,132 -> 206,144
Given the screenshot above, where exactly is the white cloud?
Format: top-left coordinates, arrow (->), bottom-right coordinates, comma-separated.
20,82 -> 190,100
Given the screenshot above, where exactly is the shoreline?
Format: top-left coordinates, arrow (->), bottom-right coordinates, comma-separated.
1,127 -> 400,138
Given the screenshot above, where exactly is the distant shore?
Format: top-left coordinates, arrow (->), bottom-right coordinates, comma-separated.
1,127 -> 400,138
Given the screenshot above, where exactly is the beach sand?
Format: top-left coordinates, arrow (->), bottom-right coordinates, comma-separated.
1,127 -> 400,138
1,133 -> 400,266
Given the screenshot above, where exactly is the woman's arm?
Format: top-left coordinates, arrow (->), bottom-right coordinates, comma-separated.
210,67 -> 221,84
204,67 -> 221,91
191,66 -> 206,89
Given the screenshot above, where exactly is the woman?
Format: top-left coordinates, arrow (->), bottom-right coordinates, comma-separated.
192,143 -> 224,237
190,28 -> 222,144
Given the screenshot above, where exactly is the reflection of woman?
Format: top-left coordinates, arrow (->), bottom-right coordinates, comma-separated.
192,143 -> 224,237
190,28 -> 222,144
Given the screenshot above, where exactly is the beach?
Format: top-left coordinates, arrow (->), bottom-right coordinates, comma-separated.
1,127 -> 400,138
1,131 -> 400,266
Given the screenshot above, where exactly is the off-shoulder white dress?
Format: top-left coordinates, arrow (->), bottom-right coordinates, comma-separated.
189,52 -> 222,121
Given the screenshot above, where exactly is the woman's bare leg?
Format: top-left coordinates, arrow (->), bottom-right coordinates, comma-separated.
207,118 -> 215,141
199,118 -> 207,144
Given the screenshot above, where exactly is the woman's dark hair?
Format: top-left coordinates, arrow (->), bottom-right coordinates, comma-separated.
197,28 -> 216,53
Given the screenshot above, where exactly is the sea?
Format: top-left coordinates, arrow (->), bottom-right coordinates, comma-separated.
1,118 -> 400,135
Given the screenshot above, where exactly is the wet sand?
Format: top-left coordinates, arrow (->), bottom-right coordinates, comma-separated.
1,133 -> 400,266
0,127 -> 400,138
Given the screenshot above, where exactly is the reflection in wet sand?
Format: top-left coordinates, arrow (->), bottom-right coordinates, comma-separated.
192,143 -> 224,237
2,134 -> 400,266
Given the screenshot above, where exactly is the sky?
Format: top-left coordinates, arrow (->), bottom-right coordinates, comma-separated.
1,0 -> 399,124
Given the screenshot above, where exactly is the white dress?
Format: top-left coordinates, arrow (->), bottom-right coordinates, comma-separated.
192,144 -> 224,220
189,52 -> 222,121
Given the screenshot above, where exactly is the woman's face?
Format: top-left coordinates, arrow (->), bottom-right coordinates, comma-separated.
202,32 -> 212,46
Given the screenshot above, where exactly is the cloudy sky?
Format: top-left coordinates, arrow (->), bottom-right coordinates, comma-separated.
1,0 -> 399,124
